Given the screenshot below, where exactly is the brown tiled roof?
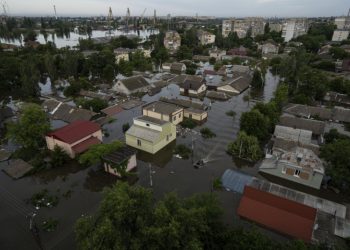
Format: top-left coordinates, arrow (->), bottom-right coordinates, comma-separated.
284,104 -> 332,120
72,136 -> 101,154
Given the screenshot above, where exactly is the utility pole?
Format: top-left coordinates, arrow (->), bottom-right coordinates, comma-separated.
149,163 -> 153,187
28,212 -> 44,250
53,5 -> 57,20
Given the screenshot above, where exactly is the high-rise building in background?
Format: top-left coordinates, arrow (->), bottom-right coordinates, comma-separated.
281,19 -> 308,42
222,18 -> 265,38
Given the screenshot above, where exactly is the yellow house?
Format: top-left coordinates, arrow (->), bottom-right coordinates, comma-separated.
126,116 -> 176,154
142,101 -> 184,125
45,120 -> 102,158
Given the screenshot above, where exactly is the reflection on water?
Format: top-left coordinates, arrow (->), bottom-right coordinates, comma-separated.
136,141 -> 176,168
1,29 -> 159,48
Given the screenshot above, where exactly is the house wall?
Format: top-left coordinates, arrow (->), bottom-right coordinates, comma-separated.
115,53 -> 129,63
142,109 -> 183,125
126,123 -> 176,154
104,154 -> 137,177
259,164 -> 323,189
332,30 -> 350,42
217,85 -> 239,94
113,81 -> 131,95
45,130 -> 102,158
184,110 -> 208,122
134,119 -> 163,132
180,84 -> 207,96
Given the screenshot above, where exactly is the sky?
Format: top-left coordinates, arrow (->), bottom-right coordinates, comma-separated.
3,0 -> 350,17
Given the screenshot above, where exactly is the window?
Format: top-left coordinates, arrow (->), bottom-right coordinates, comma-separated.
166,135 -> 169,141
179,113 -> 182,118
282,167 -> 286,174
173,116 -> 177,121
146,123 -> 150,127
137,139 -> 142,146
294,169 -> 301,177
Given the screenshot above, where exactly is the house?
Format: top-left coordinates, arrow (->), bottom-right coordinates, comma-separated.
261,41 -> 279,55
274,125 -> 312,145
126,116 -> 176,154
160,97 -> 206,110
178,79 -> 207,97
333,106 -> 350,123
162,63 -> 172,72
279,115 -> 325,136
260,147 -> 325,189
193,55 -> 210,62
231,65 -> 251,74
142,101 -> 184,125
42,99 -> 97,124
324,91 -> 350,108
102,146 -> 137,177
183,108 -> 208,124
227,46 -> 248,56
209,48 -> 226,60
284,104 -> 332,120
46,120 -> 102,158
112,76 -> 150,95
197,30 -> 216,45
170,63 -> 186,74
79,90 -> 113,102
272,136 -> 320,155
114,48 -> 133,63
164,31 -> 181,53
217,76 -> 250,95
237,186 -> 317,242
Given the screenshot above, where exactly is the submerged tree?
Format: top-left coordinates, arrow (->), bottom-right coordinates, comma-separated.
227,131 -> 262,161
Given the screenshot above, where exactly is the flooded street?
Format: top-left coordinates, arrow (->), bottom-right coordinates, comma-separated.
0,70 -> 281,249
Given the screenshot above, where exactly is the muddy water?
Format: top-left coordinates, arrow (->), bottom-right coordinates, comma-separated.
0,70 -> 281,249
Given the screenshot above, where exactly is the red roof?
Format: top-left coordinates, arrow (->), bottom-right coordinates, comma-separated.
47,120 -> 101,144
72,136 -> 101,154
237,186 -> 316,242
101,104 -> 123,116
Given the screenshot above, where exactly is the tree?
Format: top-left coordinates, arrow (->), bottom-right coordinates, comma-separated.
7,104 -> 50,150
20,59 -> 40,99
50,146 -> 70,168
152,47 -> 169,65
240,109 -> 270,141
102,64 -> 115,82
75,98 -> 108,112
227,131 -> 262,161
176,45 -> 193,60
79,141 -> 124,166
251,69 -> 264,88
75,183 -> 223,250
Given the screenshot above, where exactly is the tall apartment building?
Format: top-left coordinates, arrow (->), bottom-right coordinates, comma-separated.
269,23 -> 282,32
197,30 -> 216,45
282,19 -> 308,42
222,18 -> 264,38
332,15 -> 350,42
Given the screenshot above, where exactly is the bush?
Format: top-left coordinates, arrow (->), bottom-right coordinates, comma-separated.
75,98 -> 108,112
213,178 -> 223,190
225,110 -> 236,117
122,123 -> 130,133
200,127 -> 216,139
180,118 -> 197,129
174,144 -> 192,159
41,218 -> 59,232
50,146 -> 70,168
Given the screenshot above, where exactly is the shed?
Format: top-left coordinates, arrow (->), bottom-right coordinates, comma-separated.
3,159 -> 34,179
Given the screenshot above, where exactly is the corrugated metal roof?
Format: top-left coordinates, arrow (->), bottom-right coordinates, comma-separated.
238,186 -> 317,242
221,169 -> 253,193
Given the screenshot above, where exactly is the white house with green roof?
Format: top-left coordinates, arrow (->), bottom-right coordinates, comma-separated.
125,116 -> 176,154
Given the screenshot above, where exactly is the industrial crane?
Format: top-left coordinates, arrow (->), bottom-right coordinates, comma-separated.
125,7 -> 130,32
53,5 -> 57,20
1,0 -> 8,17
106,6 -> 115,36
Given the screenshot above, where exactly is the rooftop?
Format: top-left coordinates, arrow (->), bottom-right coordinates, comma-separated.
126,125 -> 161,143
143,101 -> 183,115
3,159 -> 34,179
119,76 -> 149,91
279,115 -> 325,135
274,125 -> 312,145
238,186 -> 317,242
71,136 -> 101,154
102,146 -> 136,165
47,120 -> 101,144
284,104 -> 332,120
135,116 -> 168,126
